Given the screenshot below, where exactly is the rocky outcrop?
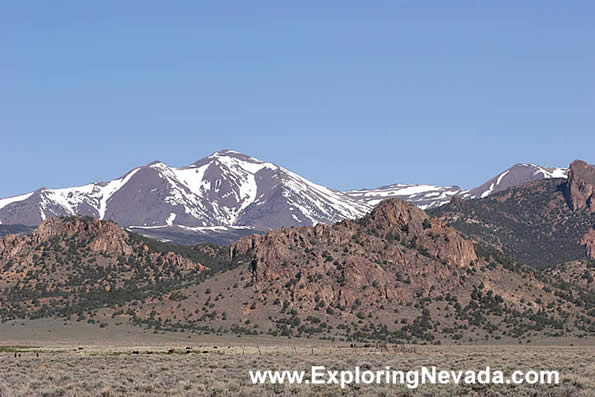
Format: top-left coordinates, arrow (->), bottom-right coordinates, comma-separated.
149,251 -> 209,272
33,216 -> 134,256
582,228 -> 595,259
230,198 -> 477,307
233,199 -> 476,267
0,216 -> 207,272
367,199 -> 477,267
565,160 -> 595,212
0,233 -> 28,260
0,216 -> 211,324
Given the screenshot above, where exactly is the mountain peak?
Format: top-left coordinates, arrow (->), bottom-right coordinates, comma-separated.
211,149 -> 243,156
147,160 -> 165,166
461,162 -> 568,199
208,149 -> 258,161
189,149 -> 266,169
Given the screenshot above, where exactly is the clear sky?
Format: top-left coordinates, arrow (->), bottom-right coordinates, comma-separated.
1,1 -> 593,198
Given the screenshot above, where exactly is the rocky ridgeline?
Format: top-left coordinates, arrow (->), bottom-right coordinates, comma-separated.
0,216 -> 207,272
34,216 -> 134,256
365,199 -> 477,267
230,198 -> 477,308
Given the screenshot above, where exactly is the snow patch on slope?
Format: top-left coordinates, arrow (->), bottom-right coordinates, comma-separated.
0,192 -> 34,210
281,168 -> 370,224
524,164 -> 568,179
496,170 -> 510,185
166,213 -> 176,226
346,184 -> 462,210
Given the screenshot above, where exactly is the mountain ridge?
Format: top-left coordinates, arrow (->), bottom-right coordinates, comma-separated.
0,150 -> 370,230
429,162 -> 595,268
0,151 -> 581,245
1,204 -> 593,343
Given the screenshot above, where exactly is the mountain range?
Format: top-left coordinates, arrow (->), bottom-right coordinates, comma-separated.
345,162 -> 567,209
0,151 -> 572,245
0,151 -> 366,232
0,158 -> 593,342
430,160 -> 594,268
1,200 -> 592,343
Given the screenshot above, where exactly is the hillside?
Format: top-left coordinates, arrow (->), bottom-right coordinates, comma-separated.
429,179 -> 594,268
544,259 -> 594,292
1,207 -> 593,344
122,201 -> 593,343
0,217 -> 245,322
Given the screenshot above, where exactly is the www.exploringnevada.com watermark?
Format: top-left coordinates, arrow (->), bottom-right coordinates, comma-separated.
249,366 -> 559,389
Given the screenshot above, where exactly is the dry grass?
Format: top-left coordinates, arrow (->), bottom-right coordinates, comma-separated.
0,343 -> 593,396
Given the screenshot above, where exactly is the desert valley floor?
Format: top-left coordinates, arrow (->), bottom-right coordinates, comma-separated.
0,320 -> 593,397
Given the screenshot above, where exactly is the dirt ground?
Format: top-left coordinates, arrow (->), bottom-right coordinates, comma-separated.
0,320 -> 593,396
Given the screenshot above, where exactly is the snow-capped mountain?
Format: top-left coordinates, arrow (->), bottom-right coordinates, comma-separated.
347,163 -> 569,210
460,163 -> 568,200
0,153 -> 570,244
345,184 -> 462,210
0,151 -> 370,232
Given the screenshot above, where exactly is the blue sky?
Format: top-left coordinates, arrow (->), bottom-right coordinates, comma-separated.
1,1 -> 593,198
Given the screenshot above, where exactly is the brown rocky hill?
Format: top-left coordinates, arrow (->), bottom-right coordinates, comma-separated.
0,216 -> 208,273
0,216 -> 237,321
229,199 -> 477,308
120,200 -> 593,343
429,162 -> 595,268
1,209 -> 593,343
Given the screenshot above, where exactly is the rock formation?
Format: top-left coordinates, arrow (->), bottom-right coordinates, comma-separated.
230,198 -> 477,307
0,216 -> 207,272
582,228 -> 595,259
565,160 -> 595,212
